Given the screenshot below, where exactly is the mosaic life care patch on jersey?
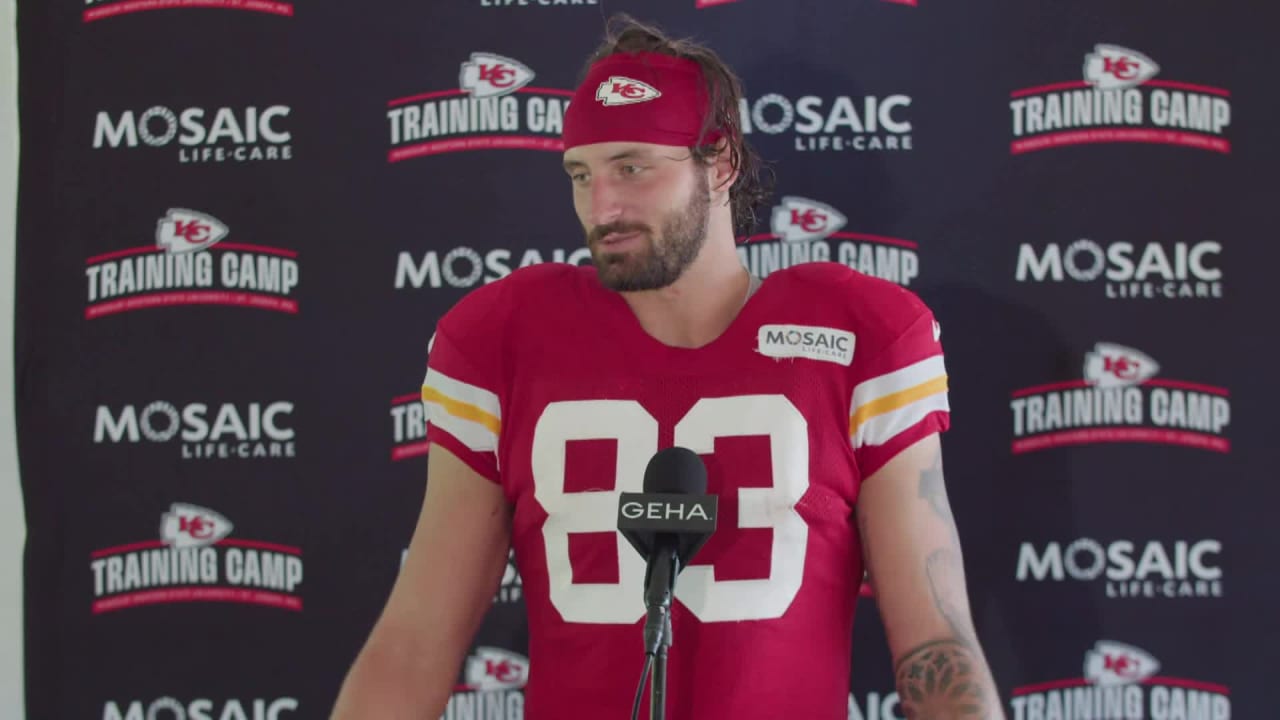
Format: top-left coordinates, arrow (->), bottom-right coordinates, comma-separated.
757,325 -> 855,365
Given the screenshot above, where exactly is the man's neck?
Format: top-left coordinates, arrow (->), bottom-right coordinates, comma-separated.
619,240 -> 753,350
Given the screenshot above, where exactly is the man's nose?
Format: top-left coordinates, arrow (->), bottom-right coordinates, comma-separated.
588,177 -> 624,227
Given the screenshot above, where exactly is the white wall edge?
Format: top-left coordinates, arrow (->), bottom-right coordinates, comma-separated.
1,0 -> 28,714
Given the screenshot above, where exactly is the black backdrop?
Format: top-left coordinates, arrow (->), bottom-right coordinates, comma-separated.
15,0 -> 1278,717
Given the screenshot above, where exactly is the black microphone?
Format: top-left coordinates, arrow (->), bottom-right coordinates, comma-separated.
617,447 -> 718,655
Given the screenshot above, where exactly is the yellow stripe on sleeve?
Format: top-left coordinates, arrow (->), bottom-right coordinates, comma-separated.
421,386 -> 501,436
849,375 -> 948,438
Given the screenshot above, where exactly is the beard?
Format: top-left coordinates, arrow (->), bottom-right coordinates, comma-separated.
585,170 -> 711,292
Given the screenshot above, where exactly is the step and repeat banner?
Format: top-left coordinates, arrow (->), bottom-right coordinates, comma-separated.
15,1 -> 1272,718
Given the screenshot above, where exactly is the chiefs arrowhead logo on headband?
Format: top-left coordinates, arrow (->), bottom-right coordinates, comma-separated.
563,51 -> 722,149
595,76 -> 662,106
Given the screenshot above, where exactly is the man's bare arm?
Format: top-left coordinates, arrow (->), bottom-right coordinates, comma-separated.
857,434 -> 1004,719
330,445 -> 511,719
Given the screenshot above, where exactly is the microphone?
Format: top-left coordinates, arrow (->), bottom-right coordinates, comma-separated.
617,447 -> 718,655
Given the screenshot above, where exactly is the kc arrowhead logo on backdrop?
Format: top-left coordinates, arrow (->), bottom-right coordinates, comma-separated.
737,195 -> 921,285
771,197 -> 847,243
459,53 -> 536,98
459,647 -> 529,691
1009,44 -> 1232,154
1084,641 -> 1160,685
1082,343 -> 1159,388
160,503 -> 233,549
155,209 -> 229,254
595,77 -> 662,106
1083,45 -> 1160,90
386,51 -> 571,161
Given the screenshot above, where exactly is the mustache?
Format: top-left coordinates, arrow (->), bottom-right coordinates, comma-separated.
588,222 -> 652,246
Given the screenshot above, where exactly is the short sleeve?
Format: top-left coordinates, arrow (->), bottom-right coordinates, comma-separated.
421,317 -> 504,485
848,308 -> 950,479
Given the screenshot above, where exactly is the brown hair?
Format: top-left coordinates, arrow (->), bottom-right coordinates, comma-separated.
579,14 -> 775,237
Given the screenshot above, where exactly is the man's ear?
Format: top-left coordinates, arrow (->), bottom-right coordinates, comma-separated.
709,137 -> 738,197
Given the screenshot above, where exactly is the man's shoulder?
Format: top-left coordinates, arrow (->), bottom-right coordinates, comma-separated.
429,263 -> 598,384
508,261 -> 596,286
771,261 -> 911,297
441,262 -> 598,326
767,261 -> 930,334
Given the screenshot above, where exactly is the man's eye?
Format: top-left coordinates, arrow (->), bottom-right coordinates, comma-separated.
570,173 -> 588,183
622,165 -> 643,175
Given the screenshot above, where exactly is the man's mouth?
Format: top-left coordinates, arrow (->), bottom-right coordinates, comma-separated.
599,231 -> 644,247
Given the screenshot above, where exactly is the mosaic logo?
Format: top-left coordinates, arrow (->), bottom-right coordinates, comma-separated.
1017,538 -> 1223,599
741,94 -> 912,152
1016,239 -> 1222,301
94,400 -> 297,460
395,245 -> 592,289
93,105 -> 293,163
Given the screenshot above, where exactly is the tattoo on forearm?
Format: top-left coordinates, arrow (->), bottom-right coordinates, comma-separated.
895,639 -> 992,719
927,548 -> 972,643
918,449 -> 955,530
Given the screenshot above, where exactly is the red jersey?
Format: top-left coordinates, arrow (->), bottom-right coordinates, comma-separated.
421,261 -> 949,719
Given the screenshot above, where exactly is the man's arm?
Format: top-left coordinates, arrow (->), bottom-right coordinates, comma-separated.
330,444 -> 512,718
856,433 -> 1004,720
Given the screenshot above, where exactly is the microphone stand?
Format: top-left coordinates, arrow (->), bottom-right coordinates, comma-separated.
652,613 -> 671,720
644,548 -> 678,720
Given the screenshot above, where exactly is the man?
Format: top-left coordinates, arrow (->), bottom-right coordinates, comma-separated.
332,16 -> 1004,720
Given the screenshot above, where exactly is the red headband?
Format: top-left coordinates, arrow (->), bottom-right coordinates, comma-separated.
562,51 -> 722,150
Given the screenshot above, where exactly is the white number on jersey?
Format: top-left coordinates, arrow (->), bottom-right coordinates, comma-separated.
531,395 -> 810,624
